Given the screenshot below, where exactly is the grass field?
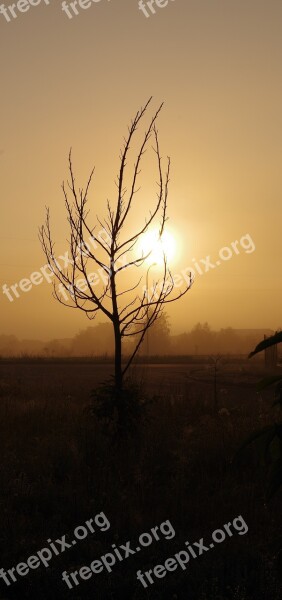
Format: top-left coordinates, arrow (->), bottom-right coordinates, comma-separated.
0,358 -> 281,599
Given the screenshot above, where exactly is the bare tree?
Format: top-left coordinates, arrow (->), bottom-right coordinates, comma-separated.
39,98 -> 192,397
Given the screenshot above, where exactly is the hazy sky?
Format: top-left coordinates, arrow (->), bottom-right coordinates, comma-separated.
1,0 -> 282,340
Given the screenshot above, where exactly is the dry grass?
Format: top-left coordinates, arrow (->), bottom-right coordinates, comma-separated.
0,360 -> 281,599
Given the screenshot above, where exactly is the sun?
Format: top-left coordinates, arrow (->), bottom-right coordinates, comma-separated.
138,228 -> 177,266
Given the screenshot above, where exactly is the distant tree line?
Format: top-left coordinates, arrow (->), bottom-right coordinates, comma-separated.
0,321 -> 278,358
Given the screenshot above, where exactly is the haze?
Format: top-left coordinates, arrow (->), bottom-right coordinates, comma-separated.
1,0 -> 282,341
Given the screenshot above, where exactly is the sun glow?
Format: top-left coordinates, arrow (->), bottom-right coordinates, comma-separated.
138,228 -> 177,266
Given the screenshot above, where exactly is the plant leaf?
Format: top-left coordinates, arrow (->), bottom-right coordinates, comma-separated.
248,331 -> 282,358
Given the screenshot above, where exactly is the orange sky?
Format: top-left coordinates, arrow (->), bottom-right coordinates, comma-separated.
0,1 -> 282,340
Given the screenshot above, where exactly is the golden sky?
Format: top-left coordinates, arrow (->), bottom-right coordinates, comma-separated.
1,0 -> 282,340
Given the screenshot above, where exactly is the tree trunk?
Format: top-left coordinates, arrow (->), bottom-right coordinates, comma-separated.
113,318 -> 122,394
113,318 -> 126,431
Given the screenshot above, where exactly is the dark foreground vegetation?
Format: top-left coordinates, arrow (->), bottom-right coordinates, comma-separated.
0,360 -> 281,599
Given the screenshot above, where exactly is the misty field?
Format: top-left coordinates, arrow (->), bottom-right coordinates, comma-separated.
0,358 -> 281,600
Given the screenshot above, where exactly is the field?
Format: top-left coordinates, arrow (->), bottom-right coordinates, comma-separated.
0,358 -> 281,600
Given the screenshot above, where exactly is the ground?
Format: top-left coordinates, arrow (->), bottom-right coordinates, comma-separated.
0,358 -> 281,599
